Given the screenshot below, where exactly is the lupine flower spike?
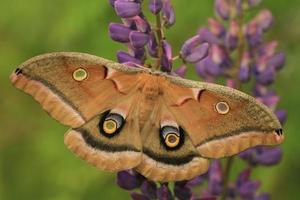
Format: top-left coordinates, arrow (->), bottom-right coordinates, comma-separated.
108,0 -> 286,199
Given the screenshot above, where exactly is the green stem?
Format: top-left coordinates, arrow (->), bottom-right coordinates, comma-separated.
220,157 -> 234,200
155,13 -> 164,70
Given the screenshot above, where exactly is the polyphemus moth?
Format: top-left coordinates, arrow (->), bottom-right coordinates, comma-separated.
10,52 -> 284,182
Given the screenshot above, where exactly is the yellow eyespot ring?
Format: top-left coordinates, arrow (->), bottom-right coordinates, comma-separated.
103,120 -> 117,134
165,133 -> 180,148
215,101 -> 230,115
73,68 -> 88,81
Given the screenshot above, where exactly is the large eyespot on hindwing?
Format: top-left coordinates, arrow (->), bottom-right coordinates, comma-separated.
159,125 -> 185,150
99,111 -> 125,138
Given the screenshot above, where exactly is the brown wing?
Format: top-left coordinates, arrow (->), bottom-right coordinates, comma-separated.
10,52 -> 143,128
135,97 -> 209,182
163,75 -> 284,159
64,92 -> 142,171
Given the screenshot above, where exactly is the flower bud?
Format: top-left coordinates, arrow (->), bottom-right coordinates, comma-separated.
225,20 -> 239,50
109,23 -> 131,43
117,51 -> 142,64
174,65 -> 187,77
208,18 -> 226,38
215,0 -> 230,20
162,0 -> 176,28
267,52 -> 285,71
147,32 -> 158,57
149,0 -> 163,14
129,31 -> 149,48
255,9 -> 273,32
198,28 -> 220,44
180,35 -> 210,63
114,0 -> 141,18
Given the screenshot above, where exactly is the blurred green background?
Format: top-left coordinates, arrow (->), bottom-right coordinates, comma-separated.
0,0 -> 299,199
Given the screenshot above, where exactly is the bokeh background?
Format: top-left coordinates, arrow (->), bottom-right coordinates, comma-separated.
0,0 -> 299,199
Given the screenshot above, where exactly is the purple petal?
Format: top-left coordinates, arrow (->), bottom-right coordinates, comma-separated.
129,31 -> 149,48
198,28 -> 220,44
267,52 -> 285,71
246,21 -> 263,48
162,0 -> 176,27
161,40 -> 172,72
109,23 -> 131,43
131,192 -> 150,200
236,169 -> 251,187
239,181 -> 261,199
259,41 -> 278,57
254,193 -> 271,200
275,110 -> 287,124
116,171 -> 143,190
175,65 -> 187,77
186,175 -> 206,188
181,37 -> 210,63
132,16 -> 151,33
252,84 -> 269,97
208,18 -> 226,38
156,184 -> 172,200
253,147 -> 282,166
147,32 -> 158,57
117,51 -> 142,64
115,1 -> 141,18
255,9 -> 273,32
248,0 -> 262,7
174,184 -> 192,200
127,44 -> 146,59
149,0 -> 163,14
236,0 -> 243,16
141,181 -> 157,199
256,66 -> 276,85
225,20 -> 239,51
197,57 -> 222,76
208,160 -> 223,195
215,0 -> 230,20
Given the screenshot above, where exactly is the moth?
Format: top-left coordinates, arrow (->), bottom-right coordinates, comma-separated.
10,52 -> 284,182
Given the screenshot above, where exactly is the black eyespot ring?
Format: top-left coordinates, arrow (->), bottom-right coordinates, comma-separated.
159,126 -> 185,150
98,111 -> 125,138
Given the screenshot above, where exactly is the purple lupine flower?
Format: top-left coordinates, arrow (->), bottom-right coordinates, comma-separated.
131,192 -> 150,200
140,180 -> 157,199
198,28 -> 220,44
156,184 -> 173,200
109,23 -> 131,43
116,170 -> 144,190
267,52 -> 286,71
129,31 -> 149,48
162,0 -> 176,28
117,50 -> 142,64
225,20 -> 239,50
275,109 -> 287,124
147,32 -> 158,57
255,9 -> 273,32
180,35 -> 210,63
248,0 -> 262,7
174,181 -> 192,200
114,0 -> 141,18
109,1 -> 286,199
208,18 -> 226,38
175,65 -> 187,77
149,0 -> 163,14
239,147 -> 282,166
215,0 -> 230,20
161,40 -> 173,72
239,52 -> 251,82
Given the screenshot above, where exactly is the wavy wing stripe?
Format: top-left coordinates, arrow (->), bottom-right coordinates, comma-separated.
197,130 -> 284,159
10,71 -> 86,128
135,155 -> 209,182
64,130 -> 142,172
